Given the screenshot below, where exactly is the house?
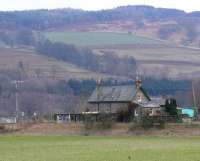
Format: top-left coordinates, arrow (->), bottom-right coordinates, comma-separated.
138,97 -> 166,116
88,78 -> 160,119
55,78 -> 166,123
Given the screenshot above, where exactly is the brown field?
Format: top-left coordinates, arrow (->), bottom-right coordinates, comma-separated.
0,47 -> 112,80
93,45 -> 200,79
44,29 -> 200,79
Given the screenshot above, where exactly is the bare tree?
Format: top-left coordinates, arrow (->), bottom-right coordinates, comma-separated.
34,68 -> 43,79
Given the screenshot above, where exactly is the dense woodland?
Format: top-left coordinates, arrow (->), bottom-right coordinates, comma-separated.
0,6 -> 199,30
0,6 -> 199,45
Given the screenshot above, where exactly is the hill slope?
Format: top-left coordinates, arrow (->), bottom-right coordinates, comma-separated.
0,47 -> 110,80
44,31 -> 200,79
0,5 -> 200,46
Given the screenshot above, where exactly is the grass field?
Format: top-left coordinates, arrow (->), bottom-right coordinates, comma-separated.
0,136 -> 200,161
44,31 -> 161,46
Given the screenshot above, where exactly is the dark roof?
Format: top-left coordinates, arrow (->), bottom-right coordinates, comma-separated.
88,85 -> 150,103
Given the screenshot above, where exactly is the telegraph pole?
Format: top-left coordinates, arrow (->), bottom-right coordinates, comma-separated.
192,80 -> 199,117
12,80 -> 24,122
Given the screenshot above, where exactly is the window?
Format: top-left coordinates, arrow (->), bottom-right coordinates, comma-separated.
135,109 -> 139,116
137,95 -> 142,102
149,109 -> 153,115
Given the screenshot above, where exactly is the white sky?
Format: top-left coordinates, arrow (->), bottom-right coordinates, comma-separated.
0,0 -> 199,12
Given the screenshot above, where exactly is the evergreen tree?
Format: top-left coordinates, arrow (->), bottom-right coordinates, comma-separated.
165,98 -> 178,116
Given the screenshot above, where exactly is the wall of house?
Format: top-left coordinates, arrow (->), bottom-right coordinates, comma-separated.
133,89 -> 149,103
88,103 -> 129,113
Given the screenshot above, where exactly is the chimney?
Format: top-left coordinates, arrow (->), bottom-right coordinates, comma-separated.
135,76 -> 142,89
97,78 -> 102,100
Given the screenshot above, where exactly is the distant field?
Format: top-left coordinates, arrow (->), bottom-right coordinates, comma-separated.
0,136 -> 200,161
0,47 -> 108,79
94,46 -> 200,78
44,31 -> 162,46
44,31 -> 200,79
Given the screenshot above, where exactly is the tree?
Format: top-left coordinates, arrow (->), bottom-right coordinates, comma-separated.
15,29 -> 35,46
18,61 -> 28,80
34,68 -> 43,79
35,40 -> 137,78
50,65 -> 57,80
165,98 -> 178,116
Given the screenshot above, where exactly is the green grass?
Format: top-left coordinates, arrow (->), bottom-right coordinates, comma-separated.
0,136 -> 200,161
44,32 -> 161,46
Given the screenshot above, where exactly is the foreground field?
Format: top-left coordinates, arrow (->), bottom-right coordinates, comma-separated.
0,135 -> 200,161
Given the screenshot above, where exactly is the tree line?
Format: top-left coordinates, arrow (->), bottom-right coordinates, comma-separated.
0,73 -> 192,117
35,40 -> 137,78
0,29 -> 35,46
0,29 -> 137,78
0,6 -> 199,30
0,6 -> 200,46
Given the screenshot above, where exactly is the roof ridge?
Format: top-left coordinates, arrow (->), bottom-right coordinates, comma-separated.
99,84 -> 135,87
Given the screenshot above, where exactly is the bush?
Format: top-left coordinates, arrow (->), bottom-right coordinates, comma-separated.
155,119 -> 166,129
129,122 -> 140,131
83,115 -> 96,130
97,113 -> 115,129
165,98 -> 178,116
140,115 -> 154,129
0,125 -> 5,130
140,116 -> 166,130
83,113 -> 115,130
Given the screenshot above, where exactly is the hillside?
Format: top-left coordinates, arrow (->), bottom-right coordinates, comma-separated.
94,45 -> 200,79
44,31 -> 200,79
0,6 -> 200,79
0,47 -> 110,80
0,5 -> 200,47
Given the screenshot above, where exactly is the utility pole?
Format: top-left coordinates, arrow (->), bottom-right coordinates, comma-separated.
192,81 -> 196,107
192,80 -> 198,117
11,80 -> 24,122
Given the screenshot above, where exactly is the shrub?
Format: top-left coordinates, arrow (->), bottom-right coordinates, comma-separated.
97,113 -> 115,129
155,119 -> 166,129
83,113 -> 115,130
129,122 -> 140,131
140,115 -> 154,129
165,98 -> 178,116
0,125 -> 5,130
83,115 -> 96,130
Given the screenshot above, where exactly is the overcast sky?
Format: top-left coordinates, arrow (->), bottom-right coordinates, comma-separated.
0,0 -> 199,12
